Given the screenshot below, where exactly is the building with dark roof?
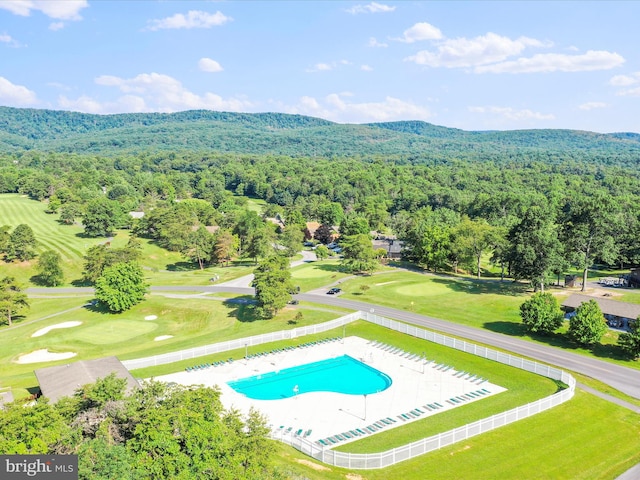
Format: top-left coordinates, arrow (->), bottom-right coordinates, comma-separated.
561,294 -> 640,331
34,356 -> 139,403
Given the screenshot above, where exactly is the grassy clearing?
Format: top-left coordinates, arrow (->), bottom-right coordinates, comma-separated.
0,295 -> 348,397
290,260 -> 352,292
273,390 -> 640,479
0,194 -> 104,283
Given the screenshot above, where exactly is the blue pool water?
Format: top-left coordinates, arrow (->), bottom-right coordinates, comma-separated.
227,355 -> 392,400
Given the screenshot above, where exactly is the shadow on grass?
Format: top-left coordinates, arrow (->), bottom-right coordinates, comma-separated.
82,301 -> 112,315
485,320 -> 632,363
308,262 -> 346,273
483,321 -> 528,336
71,277 -> 92,287
165,261 -> 199,272
223,296 -> 260,322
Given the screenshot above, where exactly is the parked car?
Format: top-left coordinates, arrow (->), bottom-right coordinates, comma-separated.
326,287 -> 342,295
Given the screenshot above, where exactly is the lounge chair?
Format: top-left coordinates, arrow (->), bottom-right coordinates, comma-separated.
356,428 -> 367,435
304,429 -> 312,437
386,417 -> 397,423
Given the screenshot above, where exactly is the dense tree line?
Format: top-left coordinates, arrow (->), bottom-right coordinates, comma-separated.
0,375 -> 280,479
1,143 -> 640,288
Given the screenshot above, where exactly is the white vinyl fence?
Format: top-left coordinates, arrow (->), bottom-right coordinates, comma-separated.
121,312 -> 360,370
274,311 -> 575,469
122,310 -> 575,469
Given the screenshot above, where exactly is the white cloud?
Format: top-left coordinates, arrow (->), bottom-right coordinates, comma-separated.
609,72 -> 640,96
286,93 -> 431,123
476,50 -> 625,73
469,105 -> 555,121
361,64 -> 373,71
198,58 -> 223,73
306,63 -> 333,73
396,22 -> 443,43
367,37 -> 388,48
0,76 -> 38,105
0,1 -> 87,20
579,102 -> 608,111
406,32 -> 543,68
49,22 -> 65,31
0,33 -> 21,47
146,10 -> 231,31
346,2 -> 396,14
609,73 -> 640,87
60,72 -> 253,114
618,87 -> 640,97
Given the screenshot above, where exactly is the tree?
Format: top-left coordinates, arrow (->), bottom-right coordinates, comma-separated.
519,292 -> 563,335
562,193 -> 621,292
214,230 -> 238,267
454,217 -> 497,279
0,276 -> 29,326
245,226 -> 274,264
507,206 -> 561,291
59,202 -> 83,225
95,262 -> 148,313
314,244 -> 330,260
5,224 -> 37,262
83,197 -> 123,237
340,213 -> 370,237
313,224 -> 333,245
567,299 -> 607,346
341,234 -> 378,274
252,255 -> 293,318
618,319 -> 640,360
37,250 -> 64,286
279,226 -> 304,258
182,226 -> 215,270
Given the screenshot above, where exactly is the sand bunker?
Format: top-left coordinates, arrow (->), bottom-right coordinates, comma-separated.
15,349 -> 77,364
154,335 -> 173,341
31,321 -> 82,338
144,315 -> 158,321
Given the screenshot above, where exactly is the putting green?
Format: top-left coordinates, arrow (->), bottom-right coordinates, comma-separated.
68,320 -> 158,345
394,282 -> 449,297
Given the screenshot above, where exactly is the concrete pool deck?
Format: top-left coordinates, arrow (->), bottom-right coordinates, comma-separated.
154,336 -> 505,445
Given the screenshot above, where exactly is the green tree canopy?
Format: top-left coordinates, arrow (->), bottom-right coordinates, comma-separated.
567,299 -> 607,346
83,197 -> 123,237
36,250 -> 64,286
0,276 -> 29,326
5,224 -> 37,262
618,318 -> 640,360
95,262 -> 148,313
252,255 -> 293,318
341,233 -> 378,274
519,292 -> 563,335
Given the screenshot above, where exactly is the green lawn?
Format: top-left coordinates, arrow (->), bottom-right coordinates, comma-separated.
290,259 -> 352,291
273,389 -> 639,480
0,295 -> 348,397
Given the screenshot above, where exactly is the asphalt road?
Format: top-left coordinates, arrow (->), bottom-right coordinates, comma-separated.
27,284 -> 640,399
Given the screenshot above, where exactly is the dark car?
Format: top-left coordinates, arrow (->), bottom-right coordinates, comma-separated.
326,287 -> 342,295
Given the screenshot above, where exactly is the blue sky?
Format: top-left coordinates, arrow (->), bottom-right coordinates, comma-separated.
1,1 -> 639,133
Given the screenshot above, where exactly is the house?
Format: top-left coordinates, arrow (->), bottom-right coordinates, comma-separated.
34,356 -> 140,404
372,238 -> 404,260
561,294 -> 640,331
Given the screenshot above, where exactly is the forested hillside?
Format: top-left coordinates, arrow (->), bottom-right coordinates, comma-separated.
1,107 -> 640,165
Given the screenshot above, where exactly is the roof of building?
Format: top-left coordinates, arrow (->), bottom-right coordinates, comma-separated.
0,388 -> 14,409
34,356 -> 139,404
561,293 -> 640,320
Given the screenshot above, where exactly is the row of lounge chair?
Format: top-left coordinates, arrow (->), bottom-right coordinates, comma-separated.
369,340 -> 426,361
245,337 -> 341,360
277,425 -> 312,438
397,402 -> 444,421
315,417 -> 398,447
446,388 -> 491,405
185,358 -> 233,372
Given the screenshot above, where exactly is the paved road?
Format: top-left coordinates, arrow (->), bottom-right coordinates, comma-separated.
26,283 -> 640,400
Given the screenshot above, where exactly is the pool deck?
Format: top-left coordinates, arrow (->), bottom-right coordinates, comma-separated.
154,336 -> 505,446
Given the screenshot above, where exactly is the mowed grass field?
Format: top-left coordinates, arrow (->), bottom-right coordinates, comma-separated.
0,194 -> 254,286
0,295 -> 348,396
0,194 -> 104,283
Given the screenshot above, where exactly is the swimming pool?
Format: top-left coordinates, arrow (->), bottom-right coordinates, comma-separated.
227,355 -> 392,400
